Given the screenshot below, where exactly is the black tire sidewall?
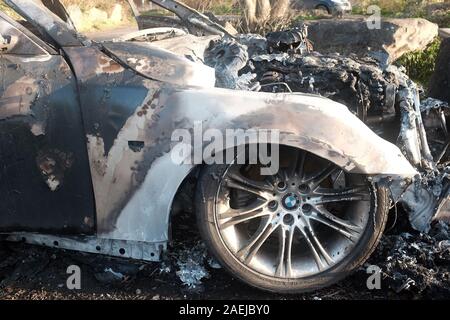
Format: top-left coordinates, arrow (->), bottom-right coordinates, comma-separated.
316,4 -> 331,14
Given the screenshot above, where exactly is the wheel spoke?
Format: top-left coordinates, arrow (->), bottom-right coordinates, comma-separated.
305,165 -> 339,191
309,209 -> 361,242
219,207 -> 272,230
237,220 -> 280,264
275,225 -> 295,277
299,218 -> 334,271
219,198 -> 269,218
311,186 -> 370,205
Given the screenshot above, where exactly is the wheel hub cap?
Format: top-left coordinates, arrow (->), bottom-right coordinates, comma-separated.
282,193 -> 300,210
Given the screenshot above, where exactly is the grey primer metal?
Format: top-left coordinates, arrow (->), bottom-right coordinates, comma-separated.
0,0 -> 418,261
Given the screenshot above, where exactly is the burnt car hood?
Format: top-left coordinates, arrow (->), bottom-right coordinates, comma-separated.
102,41 -> 216,88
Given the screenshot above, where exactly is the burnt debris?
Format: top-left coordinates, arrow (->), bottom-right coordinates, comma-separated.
266,25 -> 312,55
369,221 -> 450,296
203,26 -> 450,234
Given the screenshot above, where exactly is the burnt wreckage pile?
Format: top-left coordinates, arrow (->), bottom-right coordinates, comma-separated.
368,221 -> 450,296
202,25 -> 450,293
204,26 -> 450,232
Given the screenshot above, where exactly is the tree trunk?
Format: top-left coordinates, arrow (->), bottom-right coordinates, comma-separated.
240,0 -> 291,31
255,0 -> 271,23
241,0 -> 257,30
270,0 -> 290,19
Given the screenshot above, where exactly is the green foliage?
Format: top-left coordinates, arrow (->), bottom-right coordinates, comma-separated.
210,4 -> 239,15
428,11 -> 450,28
397,37 -> 441,87
352,0 -> 450,28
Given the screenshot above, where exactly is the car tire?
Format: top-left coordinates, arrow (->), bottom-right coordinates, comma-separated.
315,4 -> 331,15
195,147 -> 390,293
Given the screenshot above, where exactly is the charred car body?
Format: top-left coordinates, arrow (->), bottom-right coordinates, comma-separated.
0,0 -> 448,293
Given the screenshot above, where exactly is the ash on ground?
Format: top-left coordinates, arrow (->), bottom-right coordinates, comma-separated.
367,220 -> 450,298
0,206 -> 449,300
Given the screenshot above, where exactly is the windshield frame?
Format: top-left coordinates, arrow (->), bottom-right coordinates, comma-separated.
4,0 -> 83,48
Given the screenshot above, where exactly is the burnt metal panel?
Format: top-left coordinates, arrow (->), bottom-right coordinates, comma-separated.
101,41 -> 215,88
5,0 -> 82,47
63,46 -> 167,236
0,52 -> 95,234
41,0 -> 76,31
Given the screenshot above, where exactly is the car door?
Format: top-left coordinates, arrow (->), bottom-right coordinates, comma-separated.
0,12 -> 95,234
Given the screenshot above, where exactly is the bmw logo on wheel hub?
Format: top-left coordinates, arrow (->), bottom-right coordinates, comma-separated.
282,193 -> 300,210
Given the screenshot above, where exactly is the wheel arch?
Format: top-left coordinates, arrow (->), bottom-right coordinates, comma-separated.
98,89 -> 417,248
132,139 -> 363,246
315,3 -> 331,14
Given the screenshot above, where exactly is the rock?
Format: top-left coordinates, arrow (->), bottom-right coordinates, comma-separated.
305,18 -> 439,62
110,4 -> 123,24
429,38 -> 450,104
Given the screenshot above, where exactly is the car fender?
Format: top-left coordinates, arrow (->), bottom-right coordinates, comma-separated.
97,86 -> 417,245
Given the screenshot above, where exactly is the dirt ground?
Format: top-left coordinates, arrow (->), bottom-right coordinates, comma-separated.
1,209 -> 449,300
0,242 -> 388,300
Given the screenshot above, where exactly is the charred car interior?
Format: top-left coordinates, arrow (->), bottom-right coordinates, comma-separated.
0,0 -> 449,295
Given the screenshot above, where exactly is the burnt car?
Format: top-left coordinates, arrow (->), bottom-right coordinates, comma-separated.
0,0 -> 433,294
